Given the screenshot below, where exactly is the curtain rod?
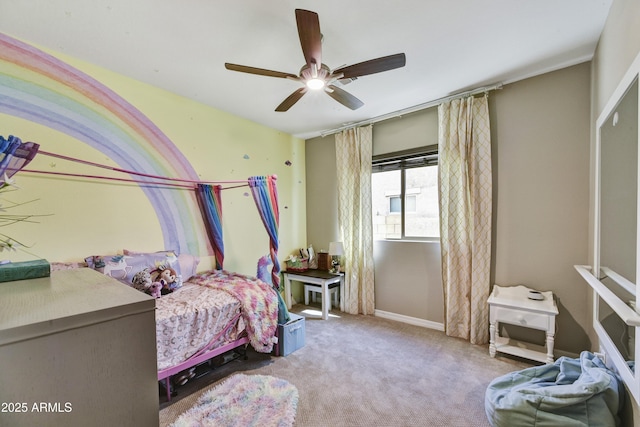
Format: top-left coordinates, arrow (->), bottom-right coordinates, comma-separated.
319,82 -> 503,137
21,168 -> 250,191
38,150 -> 250,185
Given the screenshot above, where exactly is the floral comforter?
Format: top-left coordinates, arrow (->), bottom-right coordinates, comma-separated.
187,269 -> 279,354
155,283 -> 244,370
50,263 -> 278,370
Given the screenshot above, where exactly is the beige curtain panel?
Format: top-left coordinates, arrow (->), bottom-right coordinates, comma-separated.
438,95 -> 492,345
335,125 -> 375,315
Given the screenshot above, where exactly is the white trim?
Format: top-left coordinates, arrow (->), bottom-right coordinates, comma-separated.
600,266 -> 637,297
586,46 -> 640,407
575,265 -> 640,326
373,309 -> 581,360
318,84 -> 502,137
374,309 -> 445,331
554,348 -> 581,360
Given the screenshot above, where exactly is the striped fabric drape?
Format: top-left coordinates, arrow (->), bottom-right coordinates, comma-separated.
249,175 -> 290,324
438,94 -> 492,345
0,135 -> 39,178
335,125 -> 375,315
196,184 -> 224,270
248,175 -> 281,290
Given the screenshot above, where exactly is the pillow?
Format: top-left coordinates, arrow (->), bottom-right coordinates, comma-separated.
177,253 -> 200,279
50,261 -> 88,271
123,249 -> 200,280
85,251 -> 183,292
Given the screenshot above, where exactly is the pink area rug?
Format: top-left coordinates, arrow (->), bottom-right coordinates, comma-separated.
170,374 -> 298,427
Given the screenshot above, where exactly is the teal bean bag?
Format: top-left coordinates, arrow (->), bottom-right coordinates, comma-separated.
485,352 -> 624,426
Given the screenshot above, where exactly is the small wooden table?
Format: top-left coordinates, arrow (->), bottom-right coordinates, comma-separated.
488,285 -> 559,364
283,269 -> 343,320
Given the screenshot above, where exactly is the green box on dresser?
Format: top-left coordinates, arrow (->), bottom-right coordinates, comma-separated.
0,259 -> 50,282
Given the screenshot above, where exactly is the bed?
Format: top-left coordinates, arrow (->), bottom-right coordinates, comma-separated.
52,252 -> 279,402
155,269 -> 279,401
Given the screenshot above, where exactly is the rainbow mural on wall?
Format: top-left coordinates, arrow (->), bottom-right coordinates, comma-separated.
0,33 -> 210,255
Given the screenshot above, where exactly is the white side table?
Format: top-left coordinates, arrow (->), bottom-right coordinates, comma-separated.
488,285 -> 559,364
283,270 -> 343,320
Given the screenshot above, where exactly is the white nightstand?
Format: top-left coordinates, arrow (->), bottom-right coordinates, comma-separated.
488,285 -> 558,364
283,269 -> 343,320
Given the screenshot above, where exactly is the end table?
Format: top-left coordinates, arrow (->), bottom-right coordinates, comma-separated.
488,284 -> 559,364
283,269 -> 343,320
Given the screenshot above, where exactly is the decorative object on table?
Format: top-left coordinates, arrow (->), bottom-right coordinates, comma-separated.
299,246 -> 308,258
317,251 -> 331,270
305,245 -> 317,269
298,245 -> 317,268
527,290 -> 544,300
169,374 -> 298,427
284,254 -> 308,272
329,241 -> 344,274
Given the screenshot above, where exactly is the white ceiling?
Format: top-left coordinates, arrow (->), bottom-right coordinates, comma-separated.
2,0 -> 612,139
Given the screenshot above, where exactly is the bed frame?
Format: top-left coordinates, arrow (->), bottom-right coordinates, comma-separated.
157,312 -> 250,402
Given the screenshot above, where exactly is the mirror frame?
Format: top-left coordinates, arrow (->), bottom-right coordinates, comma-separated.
589,49 -> 640,405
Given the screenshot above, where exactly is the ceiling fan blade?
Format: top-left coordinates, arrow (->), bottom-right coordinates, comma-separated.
326,85 -> 364,110
295,9 -> 322,71
332,53 -> 406,79
225,63 -> 298,79
276,88 -> 307,112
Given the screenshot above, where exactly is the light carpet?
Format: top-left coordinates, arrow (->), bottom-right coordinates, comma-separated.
168,374 -> 298,427
160,306 -> 533,426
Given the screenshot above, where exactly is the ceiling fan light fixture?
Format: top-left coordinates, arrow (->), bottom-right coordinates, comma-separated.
306,78 -> 325,90
225,9 -> 405,111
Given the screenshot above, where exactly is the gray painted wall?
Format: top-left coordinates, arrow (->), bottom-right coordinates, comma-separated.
306,62 -> 592,356
492,63 -> 592,354
591,0 -> 640,423
304,1 -> 640,421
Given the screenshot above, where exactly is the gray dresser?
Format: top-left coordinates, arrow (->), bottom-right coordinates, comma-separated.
0,268 -> 158,426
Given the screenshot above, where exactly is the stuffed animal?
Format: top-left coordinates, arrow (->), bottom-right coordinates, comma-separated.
147,281 -> 162,299
131,268 -> 152,292
154,264 -> 181,295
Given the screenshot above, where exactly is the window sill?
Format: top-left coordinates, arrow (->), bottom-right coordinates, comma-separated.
374,238 -> 440,244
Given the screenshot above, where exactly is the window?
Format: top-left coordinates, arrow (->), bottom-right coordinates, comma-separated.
371,147 -> 439,240
389,195 -> 401,213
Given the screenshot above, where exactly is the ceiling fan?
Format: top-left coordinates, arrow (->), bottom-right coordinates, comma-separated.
224,9 -> 406,112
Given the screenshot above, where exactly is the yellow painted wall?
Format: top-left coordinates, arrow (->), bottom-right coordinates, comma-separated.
0,44 -> 306,276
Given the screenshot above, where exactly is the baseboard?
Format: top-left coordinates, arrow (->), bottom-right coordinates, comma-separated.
371,310 -> 581,360
374,309 -> 445,332
554,348 -> 580,360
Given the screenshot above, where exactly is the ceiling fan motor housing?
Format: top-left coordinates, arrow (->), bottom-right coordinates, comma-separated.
225,9 -> 406,111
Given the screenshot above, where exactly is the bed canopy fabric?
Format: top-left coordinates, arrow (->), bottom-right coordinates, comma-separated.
5,141 -> 285,311
248,175 -> 281,291
248,175 -> 289,324
0,135 -> 39,179
196,184 -> 224,270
